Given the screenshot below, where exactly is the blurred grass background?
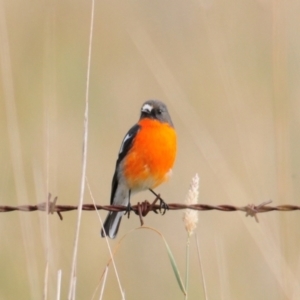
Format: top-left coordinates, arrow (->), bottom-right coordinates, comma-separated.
1,0 -> 300,299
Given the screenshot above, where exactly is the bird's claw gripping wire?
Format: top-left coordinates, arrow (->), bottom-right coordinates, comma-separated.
124,202 -> 133,219
148,189 -> 169,215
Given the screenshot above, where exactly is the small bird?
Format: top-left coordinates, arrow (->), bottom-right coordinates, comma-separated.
101,100 -> 177,238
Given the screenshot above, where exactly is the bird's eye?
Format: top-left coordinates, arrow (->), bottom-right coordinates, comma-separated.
157,109 -> 162,114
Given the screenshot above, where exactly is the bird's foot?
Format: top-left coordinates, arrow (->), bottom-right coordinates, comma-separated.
124,202 -> 133,218
149,189 -> 169,215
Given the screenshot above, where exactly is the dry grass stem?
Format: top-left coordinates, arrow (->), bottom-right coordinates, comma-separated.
99,267 -> 108,300
68,0 -> 95,298
195,235 -> 208,300
183,174 -> 199,236
56,270 -> 62,300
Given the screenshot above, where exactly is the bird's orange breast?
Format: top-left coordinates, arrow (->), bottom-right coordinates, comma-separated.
122,118 -> 177,190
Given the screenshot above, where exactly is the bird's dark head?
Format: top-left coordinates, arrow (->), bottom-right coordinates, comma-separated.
140,100 -> 174,127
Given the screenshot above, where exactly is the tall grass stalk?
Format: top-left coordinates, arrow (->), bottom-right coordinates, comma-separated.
56,270 -> 62,300
195,235 -> 208,300
183,174 -> 199,299
184,236 -> 191,300
99,267 -> 108,300
68,0 -> 95,298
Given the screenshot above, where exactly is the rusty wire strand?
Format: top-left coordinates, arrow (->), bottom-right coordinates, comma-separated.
0,194 -> 299,224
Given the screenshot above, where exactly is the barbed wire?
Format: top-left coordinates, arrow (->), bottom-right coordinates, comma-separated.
0,194 -> 299,224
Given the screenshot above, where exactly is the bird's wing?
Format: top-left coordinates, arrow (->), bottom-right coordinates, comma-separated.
110,124 -> 141,204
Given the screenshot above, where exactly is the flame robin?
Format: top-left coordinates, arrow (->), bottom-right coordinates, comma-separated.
101,100 -> 177,238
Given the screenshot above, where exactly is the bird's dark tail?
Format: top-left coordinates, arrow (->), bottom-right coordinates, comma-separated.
101,211 -> 124,239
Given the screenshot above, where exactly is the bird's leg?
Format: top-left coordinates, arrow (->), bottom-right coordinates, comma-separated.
125,189 -> 132,218
149,189 -> 169,214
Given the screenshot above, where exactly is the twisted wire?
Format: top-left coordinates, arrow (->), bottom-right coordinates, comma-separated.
0,195 -> 298,223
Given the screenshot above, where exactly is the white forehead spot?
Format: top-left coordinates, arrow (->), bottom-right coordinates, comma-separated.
142,103 -> 153,113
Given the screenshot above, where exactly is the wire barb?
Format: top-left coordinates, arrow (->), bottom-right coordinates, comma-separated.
37,193 -> 62,220
243,200 -> 273,223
